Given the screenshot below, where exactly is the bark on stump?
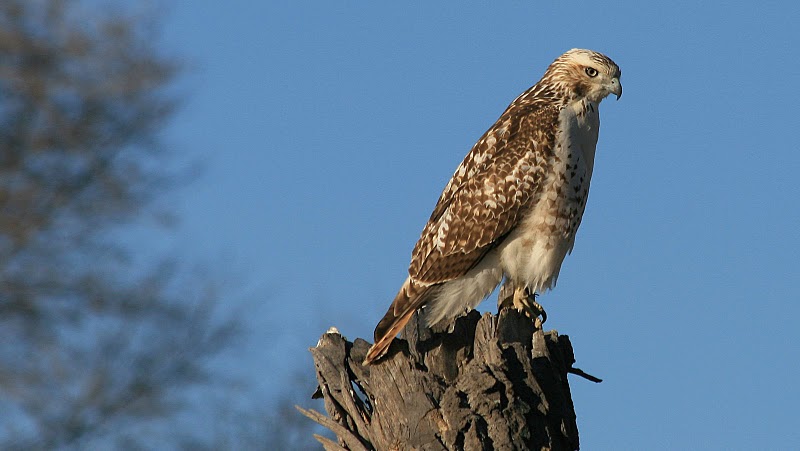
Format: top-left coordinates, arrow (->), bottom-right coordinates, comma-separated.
299,309 -> 593,450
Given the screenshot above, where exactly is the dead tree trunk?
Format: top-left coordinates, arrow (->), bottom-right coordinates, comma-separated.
299,309 -> 597,450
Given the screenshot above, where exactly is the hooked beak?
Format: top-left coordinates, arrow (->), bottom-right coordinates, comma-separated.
609,77 -> 622,100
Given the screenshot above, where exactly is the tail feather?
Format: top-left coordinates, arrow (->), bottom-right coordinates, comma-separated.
363,278 -> 431,365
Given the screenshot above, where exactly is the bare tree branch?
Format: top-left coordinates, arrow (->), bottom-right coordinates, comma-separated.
0,2 -> 239,448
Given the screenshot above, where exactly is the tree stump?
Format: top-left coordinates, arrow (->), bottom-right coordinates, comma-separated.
299,309 -> 596,450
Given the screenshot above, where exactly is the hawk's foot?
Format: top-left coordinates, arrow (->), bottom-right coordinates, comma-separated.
504,286 -> 547,329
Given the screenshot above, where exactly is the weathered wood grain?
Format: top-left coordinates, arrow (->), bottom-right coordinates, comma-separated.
300,309 -> 591,450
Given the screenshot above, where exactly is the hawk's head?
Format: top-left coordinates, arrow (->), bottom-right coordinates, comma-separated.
544,49 -> 622,103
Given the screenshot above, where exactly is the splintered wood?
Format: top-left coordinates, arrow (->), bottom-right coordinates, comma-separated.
300,309 -> 590,451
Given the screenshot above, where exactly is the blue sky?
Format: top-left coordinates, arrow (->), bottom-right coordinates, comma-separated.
154,2 -> 799,449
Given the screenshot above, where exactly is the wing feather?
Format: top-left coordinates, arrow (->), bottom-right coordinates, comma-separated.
365,96 -> 561,365
409,103 -> 560,284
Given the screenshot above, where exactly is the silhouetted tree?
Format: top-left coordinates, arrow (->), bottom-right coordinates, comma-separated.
0,1 -> 236,448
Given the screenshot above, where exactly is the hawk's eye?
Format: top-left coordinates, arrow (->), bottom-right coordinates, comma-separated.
585,67 -> 598,78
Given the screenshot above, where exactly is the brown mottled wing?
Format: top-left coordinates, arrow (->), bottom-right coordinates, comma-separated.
364,101 -> 560,365
409,103 -> 560,284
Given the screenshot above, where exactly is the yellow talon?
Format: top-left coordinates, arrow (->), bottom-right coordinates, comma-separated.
498,283 -> 547,328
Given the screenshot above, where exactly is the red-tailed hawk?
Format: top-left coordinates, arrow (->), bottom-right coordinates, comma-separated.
365,49 -> 622,364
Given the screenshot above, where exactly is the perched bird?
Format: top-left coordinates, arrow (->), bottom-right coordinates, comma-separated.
364,49 -> 622,365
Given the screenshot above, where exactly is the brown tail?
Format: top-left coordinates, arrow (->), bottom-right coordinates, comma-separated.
363,278 -> 432,365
